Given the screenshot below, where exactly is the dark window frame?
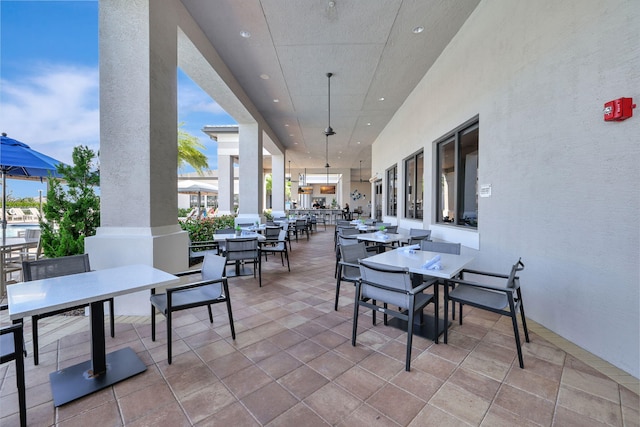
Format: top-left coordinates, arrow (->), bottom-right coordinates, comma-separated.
386,164 -> 397,217
404,150 -> 424,219
435,116 -> 479,228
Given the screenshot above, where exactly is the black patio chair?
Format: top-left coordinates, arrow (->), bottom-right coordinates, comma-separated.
21,254 -> 115,365
353,259 -> 435,371
260,230 -> 290,271
1,305 -> 27,426
151,253 -> 235,364
224,237 -> 262,286
445,258 -> 529,368
335,241 -> 371,310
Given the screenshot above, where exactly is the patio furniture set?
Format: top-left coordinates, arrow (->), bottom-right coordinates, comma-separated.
3,221 -> 527,425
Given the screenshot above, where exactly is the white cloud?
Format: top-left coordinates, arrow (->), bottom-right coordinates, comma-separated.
178,83 -> 228,116
0,64 -> 100,165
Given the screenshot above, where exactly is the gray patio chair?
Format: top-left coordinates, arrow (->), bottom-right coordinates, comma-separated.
402,228 -> 432,246
22,254 -> 115,365
1,305 -> 26,426
335,241 -> 371,310
445,258 -> 529,368
261,230 -> 290,271
215,227 -> 235,253
419,240 -> 462,320
294,219 -> 309,241
224,237 -> 262,286
354,259 -> 435,371
150,253 -> 235,364
188,239 -> 219,266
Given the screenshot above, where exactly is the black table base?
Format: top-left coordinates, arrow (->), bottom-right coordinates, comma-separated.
50,347 -> 146,406
386,314 -> 449,341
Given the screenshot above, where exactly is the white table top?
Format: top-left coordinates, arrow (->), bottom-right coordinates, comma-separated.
212,233 -> 266,242
364,247 -> 475,279
356,232 -> 409,244
7,264 -> 179,320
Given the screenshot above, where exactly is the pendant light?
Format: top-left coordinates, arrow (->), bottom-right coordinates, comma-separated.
324,73 -> 335,137
359,160 -> 362,182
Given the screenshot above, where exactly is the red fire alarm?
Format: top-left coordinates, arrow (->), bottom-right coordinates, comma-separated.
603,97 -> 636,121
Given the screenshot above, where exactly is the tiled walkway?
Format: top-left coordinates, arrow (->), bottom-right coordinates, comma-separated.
1,226 -> 638,426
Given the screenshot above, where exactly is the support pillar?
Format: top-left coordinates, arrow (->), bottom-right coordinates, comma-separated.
236,123 -> 262,225
217,154 -> 235,215
87,0 -> 188,315
271,153 -> 286,218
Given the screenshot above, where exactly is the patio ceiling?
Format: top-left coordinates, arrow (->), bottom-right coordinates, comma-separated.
180,0 -> 480,179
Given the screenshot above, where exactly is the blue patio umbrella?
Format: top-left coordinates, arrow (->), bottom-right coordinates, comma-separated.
1,133 -> 65,243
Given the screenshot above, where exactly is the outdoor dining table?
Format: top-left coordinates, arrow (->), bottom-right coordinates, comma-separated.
356,232 -> 409,253
363,246 -> 475,340
6,264 -> 179,406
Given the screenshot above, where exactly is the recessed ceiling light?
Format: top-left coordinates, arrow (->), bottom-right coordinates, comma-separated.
284,124 -> 289,127
412,26 -> 424,34
357,141 -> 361,144
273,99 -> 279,103
289,134 -> 294,136
260,74 -> 269,80
366,123 -> 371,126
378,97 -> 385,101
240,30 -> 251,38
294,142 -> 298,145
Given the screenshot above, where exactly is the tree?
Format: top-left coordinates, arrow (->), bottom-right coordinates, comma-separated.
40,146 -> 100,257
178,123 -> 209,175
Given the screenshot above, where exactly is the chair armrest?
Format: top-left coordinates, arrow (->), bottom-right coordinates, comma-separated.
166,277 -> 227,294
338,260 -> 360,269
460,268 -> 509,279
174,269 -> 203,277
446,277 -> 515,293
409,279 -> 437,294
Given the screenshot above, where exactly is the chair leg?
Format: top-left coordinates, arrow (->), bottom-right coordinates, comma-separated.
351,284 -> 361,346
517,289 -> 530,343
258,257 -> 262,287
13,326 -> 27,427
508,296 -> 525,368
222,281 -> 236,340
207,305 -> 213,323
167,312 -> 173,365
32,316 -> 39,366
335,273 -> 342,311
285,250 -> 290,272
406,302 -> 415,371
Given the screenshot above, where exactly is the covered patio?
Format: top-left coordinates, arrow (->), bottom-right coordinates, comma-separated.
1,229 -> 637,426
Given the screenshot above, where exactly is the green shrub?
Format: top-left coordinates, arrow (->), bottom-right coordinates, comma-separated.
263,209 -> 273,220
179,215 -> 235,242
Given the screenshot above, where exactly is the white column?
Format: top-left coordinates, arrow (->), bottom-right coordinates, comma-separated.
271,153 -> 286,218
236,123 -> 262,225
217,155 -> 235,215
87,0 -> 188,315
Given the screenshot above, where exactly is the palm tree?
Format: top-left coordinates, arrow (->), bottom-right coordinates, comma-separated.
178,123 -> 208,175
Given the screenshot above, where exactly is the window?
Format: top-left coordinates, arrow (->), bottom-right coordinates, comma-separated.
386,165 -> 397,217
404,151 -> 424,219
436,118 -> 479,227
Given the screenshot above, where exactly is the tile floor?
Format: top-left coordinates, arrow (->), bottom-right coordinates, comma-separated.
1,226 -> 638,426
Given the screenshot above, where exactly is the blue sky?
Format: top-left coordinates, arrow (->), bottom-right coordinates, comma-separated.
0,0 -> 235,198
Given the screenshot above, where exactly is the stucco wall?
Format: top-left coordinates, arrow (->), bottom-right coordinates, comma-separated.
372,0 -> 639,376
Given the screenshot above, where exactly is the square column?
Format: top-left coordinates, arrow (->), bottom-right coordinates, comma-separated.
217,154 -> 235,215
271,153 -> 286,217
236,123 -> 262,224
88,0 -> 188,315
